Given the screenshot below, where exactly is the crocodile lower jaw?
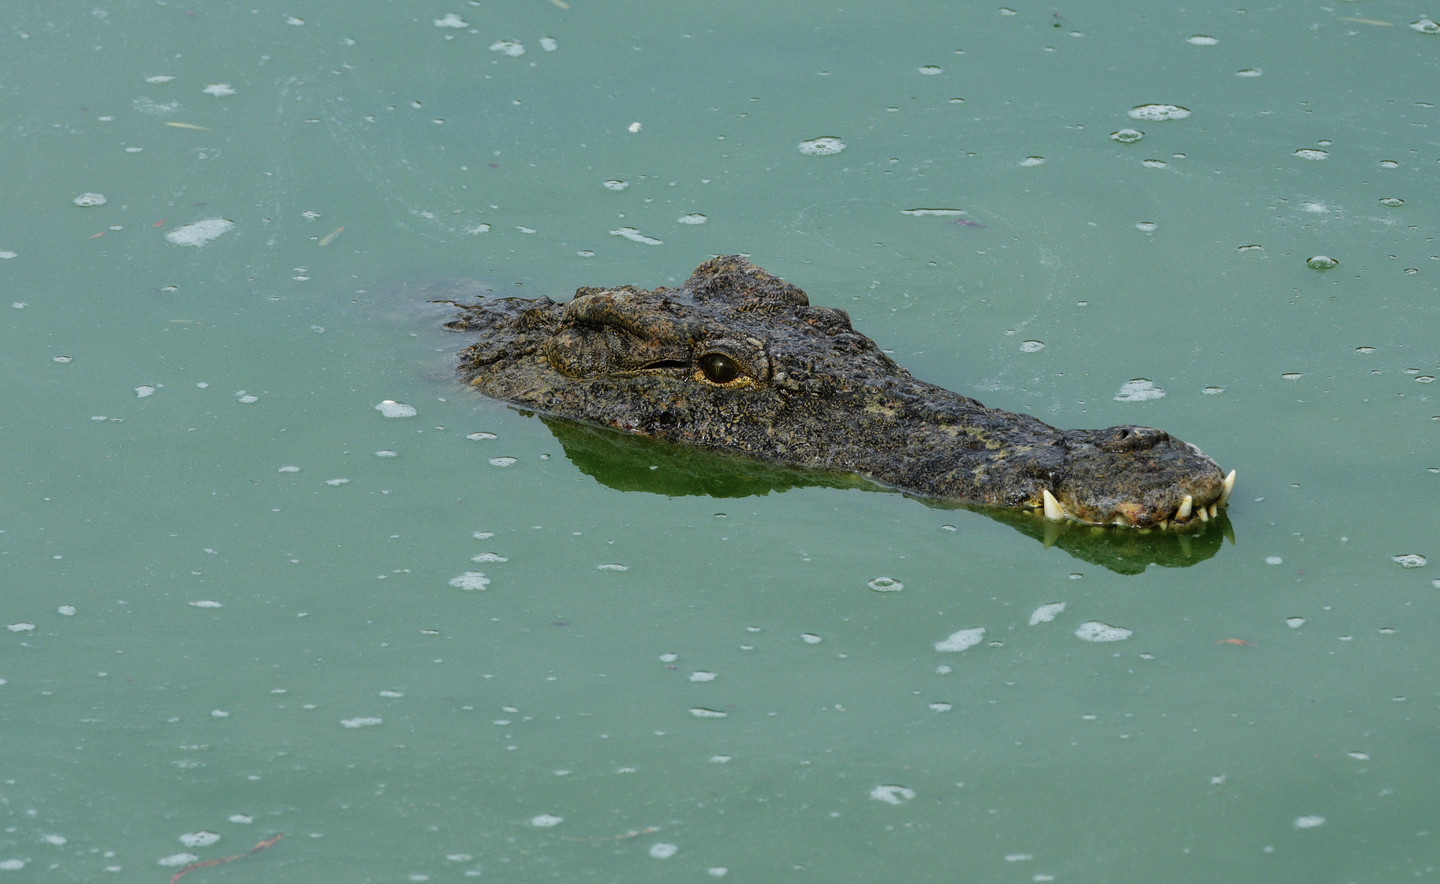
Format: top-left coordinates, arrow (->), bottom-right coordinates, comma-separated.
1041,469 -> 1236,529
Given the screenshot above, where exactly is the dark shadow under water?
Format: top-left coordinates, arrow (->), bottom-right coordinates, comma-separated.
539,416 -> 1235,576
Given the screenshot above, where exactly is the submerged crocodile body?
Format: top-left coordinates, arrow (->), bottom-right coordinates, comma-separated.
445,256 -> 1234,529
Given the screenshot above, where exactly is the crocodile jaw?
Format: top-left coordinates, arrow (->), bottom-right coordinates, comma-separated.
1041,469 -> 1236,529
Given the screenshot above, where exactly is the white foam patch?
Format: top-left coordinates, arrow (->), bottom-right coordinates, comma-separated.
375,399 -> 417,418
434,13 -> 468,28
530,814 -> 563,827
340,716 -> 383,728
649,843 -> 679,859
1114,378 -> 1165,401
869,785 -> 916,804
448,571 -> 490,591
1029,602 -> 1066,625
1293,815 -> 1326,829
179,831 -> 220,848
1075,621 -> 1132,642
165,218 -> 235,247
1128,104 -> 1191,121
609,227 -> 663,245
934,627 -> 985,652
798,136 -> 846,156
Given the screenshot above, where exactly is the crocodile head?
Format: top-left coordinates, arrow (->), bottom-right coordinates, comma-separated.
445,256 -> 1234,529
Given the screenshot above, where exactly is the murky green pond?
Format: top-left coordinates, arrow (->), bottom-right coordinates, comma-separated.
3,2 -> 1438,881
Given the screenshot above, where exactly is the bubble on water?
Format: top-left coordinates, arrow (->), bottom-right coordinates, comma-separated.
1392,554 -> 1427,568
540,37 -> 558,51
602,179 -> 629,191
1293,149 -> 1328,161
1110,128 -> 1144,143
1355,346 -> 1376,354
597,563 -> 629,571
1380,159 -> 1400,168
530,814 -> 563,827
375,449 -> 397,458
1141,159 -> 1168,169
1306,255 -> 1338,270
1410,17 -> 1440,33
1019,156 -> 1046,167
488,456 -> 517,467
801,633 -> 822,644
189,600 -> 223,609
798,136 -> 846,156
210,708 -> 229,718
202,83 -> 235,97
324,478 -> 350,486
1294,815 -> 1326,829
690,671 -> 717,682
278,465 -> 300,473
0,251 -> 16,260
1266,555 -> 1284,565
708,866 -> 729,877
466,431 -> 497,441
165,218 -> 235,247
375,399 -> 417,418
1114,378 -> 1165,401
489,40 -> 525,56
7,623 -> 36,633
433,13 -> 468,27
448,572 -> 490,591
73,192 -> 110,208
934,627 -> 985,652
1286,617 -> 1306,628
1029,602 -> 1066,625
918,65 -> 944,75
867,576 -> 903,592
340,716 -> 383,728
229,814 -> 253,824
870,785 -> 916,804
1186,34 -> 1217,45
58,605 -> 76,616
649,842 -> 679,859
471,552 -> 508,563
1075,621 -> 1131,642
1128,104 -> 1190,121
690,708 -> 727,719
378,689 -> 404,698
1418,376 -> 1435,384
1379,197 -> 1404,207
609,227 -> 662,245
136,385 -> 157,398
928,701 -> 952,712
1281,372 -> 1304,380
158,854 -> 199,868
1203,385 -> 1225,395
677,213 -> 708,225
179,832 -> 220,848
1020,340 -> 1045,353
1135,221 -> 1158,233
1236,68 -> 1263,77
41,834 -> 66,846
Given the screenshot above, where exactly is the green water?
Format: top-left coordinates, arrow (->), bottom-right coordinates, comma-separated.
3,2 -> 1438,881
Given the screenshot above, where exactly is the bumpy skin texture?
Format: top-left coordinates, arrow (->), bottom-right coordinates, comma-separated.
447,256 -> 1229,528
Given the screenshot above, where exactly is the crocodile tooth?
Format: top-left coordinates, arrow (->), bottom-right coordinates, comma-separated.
1158,519 -> 1169,531
1208,503 -> 1218,519
1198,506 -> 1210,522
1176,495 -> 1194,521
1042,489 -> 1066,521
1219,470 -> 1236,507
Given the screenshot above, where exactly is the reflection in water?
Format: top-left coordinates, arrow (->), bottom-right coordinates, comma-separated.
540,416 -> 1235,575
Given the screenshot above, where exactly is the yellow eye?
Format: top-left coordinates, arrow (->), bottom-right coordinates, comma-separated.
697,352 -> 741,384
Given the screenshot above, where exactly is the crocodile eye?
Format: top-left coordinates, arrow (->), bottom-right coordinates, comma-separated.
697,352 -> 742,384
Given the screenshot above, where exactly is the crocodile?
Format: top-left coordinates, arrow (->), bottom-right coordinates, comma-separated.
444,256 -> 1235,529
